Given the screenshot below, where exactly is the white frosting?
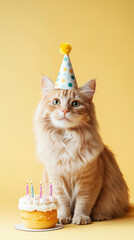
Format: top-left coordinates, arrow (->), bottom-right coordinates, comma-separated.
18,194 -> 60,212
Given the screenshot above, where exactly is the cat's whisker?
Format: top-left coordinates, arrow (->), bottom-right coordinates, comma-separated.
41,116 -> 53,133
70,116 -> 85,132
69,114 -> 89,131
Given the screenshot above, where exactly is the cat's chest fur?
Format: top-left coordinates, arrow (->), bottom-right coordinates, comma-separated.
42,129 -> 101,176
50,130 -> 80,162
60,130 -> 76,152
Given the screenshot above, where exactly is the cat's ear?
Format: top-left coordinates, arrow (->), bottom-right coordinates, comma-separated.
41,76 -> 54,96
79,79 -> 96,101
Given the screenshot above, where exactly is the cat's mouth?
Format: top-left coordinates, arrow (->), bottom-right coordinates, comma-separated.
59,117 -> 70,121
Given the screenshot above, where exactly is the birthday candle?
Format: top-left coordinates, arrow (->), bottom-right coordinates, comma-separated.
31,180 -> 34,198
40,181 -> 42,198
50,180 -> 52,197
26,180 -> 29,195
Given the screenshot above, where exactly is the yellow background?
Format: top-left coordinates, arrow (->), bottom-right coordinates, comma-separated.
0,0 -> 134,239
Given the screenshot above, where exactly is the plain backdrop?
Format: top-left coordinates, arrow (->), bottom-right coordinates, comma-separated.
0,0 -> 134,214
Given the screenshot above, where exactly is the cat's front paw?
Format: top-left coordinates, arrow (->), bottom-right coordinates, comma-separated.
58,215 -> 72,224
72,215 -> 91,225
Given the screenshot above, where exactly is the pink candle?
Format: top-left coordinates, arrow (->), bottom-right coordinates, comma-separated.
26,180 -> 29,195
50,180 -> 52,197
40,181 -> 42,198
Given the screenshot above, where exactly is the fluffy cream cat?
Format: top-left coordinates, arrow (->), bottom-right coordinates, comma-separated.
34,76 -> 129,225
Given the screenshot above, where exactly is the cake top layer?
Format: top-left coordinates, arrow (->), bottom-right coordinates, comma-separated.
18,194 -> 60,212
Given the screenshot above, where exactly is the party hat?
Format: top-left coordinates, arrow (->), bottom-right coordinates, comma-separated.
55,43 -> 78,90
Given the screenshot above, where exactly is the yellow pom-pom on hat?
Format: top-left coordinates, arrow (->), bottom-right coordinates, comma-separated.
60,42 -> 72,55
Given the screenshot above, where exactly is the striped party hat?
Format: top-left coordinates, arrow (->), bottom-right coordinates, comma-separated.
55,43 -> 78,90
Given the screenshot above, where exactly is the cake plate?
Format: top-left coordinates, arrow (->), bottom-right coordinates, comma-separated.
14,223 -> 64,232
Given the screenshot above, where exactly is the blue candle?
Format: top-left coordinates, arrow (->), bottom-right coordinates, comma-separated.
31,180 -> 34,198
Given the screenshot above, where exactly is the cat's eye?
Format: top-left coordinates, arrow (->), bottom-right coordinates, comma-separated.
71,100 -> 80,107
53,98 -> 61,105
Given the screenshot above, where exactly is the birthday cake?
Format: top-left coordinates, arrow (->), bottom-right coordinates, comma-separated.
18,181 -> 60,229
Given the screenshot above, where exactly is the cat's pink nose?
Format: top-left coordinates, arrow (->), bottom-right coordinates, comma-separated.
62,109 -> 69,115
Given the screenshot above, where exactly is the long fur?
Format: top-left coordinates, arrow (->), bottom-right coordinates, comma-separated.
34,78 -> 129,224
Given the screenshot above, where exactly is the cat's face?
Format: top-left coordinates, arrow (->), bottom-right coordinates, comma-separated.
43,89 -> 90,129
41,76 -> 96,129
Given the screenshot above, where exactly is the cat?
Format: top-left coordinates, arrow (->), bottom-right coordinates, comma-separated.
34,76 -> 129,225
